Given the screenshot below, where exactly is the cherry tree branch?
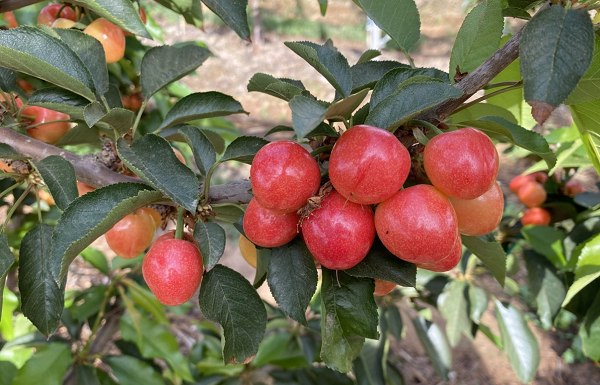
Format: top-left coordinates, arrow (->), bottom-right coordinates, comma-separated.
0,0 -> 44,13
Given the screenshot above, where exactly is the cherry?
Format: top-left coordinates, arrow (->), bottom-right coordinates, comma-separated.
83,18 -> 126,64
238,234 -> 257,268
250,141 -> 321,213
37,4 -> 76,26
122,93 -> 143,111
521,207 -> 551,226
243,198 -> 299,248
51,18 -> 76,28
448,182 -> 504,236
124,7 -> 146,36
424,127 -> 499,200
375,184 -> 458,264
21,106 -> 70,144
301,190 -> 375,270
3,12 -> 18,28
138,207 -> 163,228
328,125 -> 410,204
17,79 -> 34,94
417,234 -> 462,272
531,172 -> 548,184
374,279 -> 396,296
142,233 -> 203,306
509,174 -> 534,194
38,189 -> 55,206
517,181 -> 547,207
77,181 -> 95,196
564,180 -> 584,197
105,208 -> 156,259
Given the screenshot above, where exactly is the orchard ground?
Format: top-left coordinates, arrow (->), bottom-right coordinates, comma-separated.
29,0 -> 600,384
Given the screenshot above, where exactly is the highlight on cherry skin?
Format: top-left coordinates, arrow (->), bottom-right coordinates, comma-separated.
83,18 -> 126,64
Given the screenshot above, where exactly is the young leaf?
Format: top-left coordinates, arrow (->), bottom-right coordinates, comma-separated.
326,89 -> 369,120
267,238 -> 318,325
220,135 -> 269,164
521,226 -> 566,268
0,27 -> 95,100
289,95 -> 328,139
461,235 -> 506,287
357,49 -> 381,64
318,0 -> 328,15
437,280 -> 471,346
32,156 -> 78,211
520,7 -> 594,124
358,0 -> 420,54
0,234 -> 15,322
468,284 -> 487,324
159,91 -> 247,130
104,356 -> 165,385
80,247 -> 110,276
570,99 -> 600,175
412,317 -> 452,381
27,87 -> 88,120
141,45 -> 211,99
579,290 -> 600,361
562,233 -> 600,306
193,221 -> 226,269
285,40 -> 352,98
320,268 -> 378,372
349,60 -> 408,93
116,136 -> 199,212
494,300 -> 540,383
201,0 -> 250,41
178,125 -> 216,177
19,224 -> 64,335
449,0 -> 503,83
247,73 -> 305,102
565,37 -> 600,105
198,264 -> 267,364
11,343 -> 71,385
51,183 -> 163,283
76,0 -> 150,37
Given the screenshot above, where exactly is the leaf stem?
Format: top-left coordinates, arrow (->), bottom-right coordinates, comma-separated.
310,145 -> 333,156
406,119 -> 443,135
451,83 -> 523,116
0,172 -> 25,180
175,207 -> 185,240
0,181 -> 23,201
201,162 -> 220,205
131,100 -> 148,139
402,50 -> 416,69
482,81 -> 522,90
1,184 -> 32,234
34,185 -> 42,223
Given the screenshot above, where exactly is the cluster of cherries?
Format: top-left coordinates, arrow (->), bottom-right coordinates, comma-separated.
243,125 -> 503,295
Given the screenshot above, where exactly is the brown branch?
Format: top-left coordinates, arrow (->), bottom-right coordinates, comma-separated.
0,0 -> 45,13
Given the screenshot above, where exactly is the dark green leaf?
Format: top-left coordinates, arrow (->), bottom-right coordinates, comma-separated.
194,221 -> 226,269
285,40 -> 352,98
520,7 -> 594,123
357,49 -> 381,64
99,108 -> 135,135
212,203 -> 245,223
265,125 -> 293,136
494,300 -> 540,383
502,7 -> 532,19
358,0 -> 420,53
220,135 -> 269,164
32,156 -> 78,211
0,67 -> 17,92
254,247 -> 271,288
75,365 -> 101,385
579,290 -> 600,361
104,83 -> 123,109
0,143 -> 27,160
412,317 -> 452,381
306,122 -> 338,138
318,0 -> 328,15
566,37 -> 600,105
385,306 -> 403,341
574,192 -> 600,209
84,102 -> 106,128
141,45 -> 211,99
320,268 -> 378,372
116,136 -> 199,212
80,247 -> 110,276
0,362 -> 17,385
521,226 -> 566,268
461,235 -> 506,287
353,339 -> 385,385
54,28 -> 109,96
54,123 -> 101,147
252,332 -> 292,367
289,95 -> 328,139
468,284 -> 487,324
349,61 -> 408,93
104,356 -> 165,385
437,280 -> 471,346
449,0 -> 503,83
51,183 -> 163,282
201,0 -> 250,41
0,234 -> 15,322
198,264 -> 267,364
562,233 -> 600,306
159,91 -> 247,130
76,0 -> 150,37
267,238 -> 318,325
345,239 -> 416,287
27,87 -> 88,120
179,125 -> 216,177
326,89 -> 369,120
247,73 -> 305,102
12,344 -> 71,385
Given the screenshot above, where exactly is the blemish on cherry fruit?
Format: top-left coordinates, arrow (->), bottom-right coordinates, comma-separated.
386,231 -> 389,234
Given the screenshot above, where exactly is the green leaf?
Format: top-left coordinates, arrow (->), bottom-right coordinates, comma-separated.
562,233 -> 600,306
461,235 -> 506,287
141,45 -> 211,99
80,247 -> 110,276
0,67 -> 17,92
252,332 -> 292,367
494,300 -> 540,383
353,338 -> 385,385
54,123 -> 101,147
247,73 -> 305,102
412,317 -> 452,381
193,221 -> 226,269
385,306 -> 404,341
18,224 -> 63,335
450,103 -> 517,125
285,40 -> 352,98
579,290 -> 600,361
178,126 -> 216,177
212,203 -> 245,223
84,101 -> 106,128
326,89 -> 369,120
153,0 -> 203,27
0,27 -> 95,100
523,250 -> 566,329
220,135 -> 269,164
76,0 -> 150,37
320,268 -> 378,372
201,0 -> 250,41
254,247 -> 271,288
54,28 -> 109,96
318,0 -> 328,15
520,7 -> 594,123
449,0 -> 503,83
0,234 -> 15,323
460,116 -> 556,168
437,280 -> 471,346
521,226 -> 566,267
198,264 -> 267,364
349,61 -> 408,93
289,95 -> 328,139
12,343 -> 71,385
345,239 -> 416,287
116,136 -> 199,213
267,238 -> 318,325
0,143 -> 27,160
104,356 -> 165,385
565,37 -> 600,105
570,99 -> 600,175
468,284 -> 487,324
365,80 -> 462,131
32,156 -> 78,211
51,183 -> 163,282
99,108 -> 135,135
159,91 -> 247,130
357,49 -> 381,64
0,361 -> 17,385
74,365 -> 101,385
122,278 -> 169,325
358,0 -> 420,53
27,87 -> 88,120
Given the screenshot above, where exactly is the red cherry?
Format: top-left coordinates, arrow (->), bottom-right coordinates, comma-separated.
37,4 -> 76,26
509,174 -> 535,194
564,180 -> 585,197
417,234 -> 462,272
142,236 -> 203,306
373,279 -> 396,296
4,12 -> 18,28
518,181 -> 547,207
22,106 -> 70,144
448,182 -> 504,236
250,141 -> 321,213
77,181 -> 95,196
83,18 -> 125,64
243,198 -> 300,248
105,209 -> 156,259
424,128 -> 499,199
375,184 -> 458,264
521,207 -> 551,226
301,190 -> 375,270
328,125 -> 411,205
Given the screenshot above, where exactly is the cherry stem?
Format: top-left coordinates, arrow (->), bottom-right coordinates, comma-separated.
310,145 -> 333,157
401,49 -> 416,69
131,100 -> 148,139
482,81 -> 521,90
0,172 -> 24,180
23,119 -> 73,129
33,185 -> 42,223
174,207 -> 185,240
0,181 -> 24,201
450,82 -> 523,115
406,119 -> 443,135
1,184 -> 32,234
